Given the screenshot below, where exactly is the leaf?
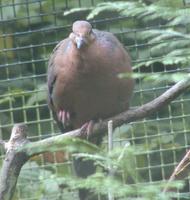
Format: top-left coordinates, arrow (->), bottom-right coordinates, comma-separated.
120,72 -> 189,83
26,84 -> 47,106
64,7 -> 92,17
86,2 -> 136,20
150,40 -> 190,57
21,137 -> 100,157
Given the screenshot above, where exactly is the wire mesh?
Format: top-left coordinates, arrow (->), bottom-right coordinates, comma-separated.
0,0 -> 190,200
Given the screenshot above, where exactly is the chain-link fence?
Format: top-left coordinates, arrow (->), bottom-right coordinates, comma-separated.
0,0 -> 190,199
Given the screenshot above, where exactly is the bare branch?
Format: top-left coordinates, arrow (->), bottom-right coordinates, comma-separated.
163,149 -> 190,193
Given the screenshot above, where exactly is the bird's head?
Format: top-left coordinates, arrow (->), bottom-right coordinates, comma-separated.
69,21 -> 95,49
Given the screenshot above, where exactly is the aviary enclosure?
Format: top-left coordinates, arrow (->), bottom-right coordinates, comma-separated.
0,0 -> 190,200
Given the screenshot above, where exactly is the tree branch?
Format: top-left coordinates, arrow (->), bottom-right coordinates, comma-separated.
26,77 -> 190,154
0,124 -> 29,200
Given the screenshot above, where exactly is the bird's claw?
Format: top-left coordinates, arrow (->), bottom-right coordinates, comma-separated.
58,110 -> 71,127
80,121 -> 94,141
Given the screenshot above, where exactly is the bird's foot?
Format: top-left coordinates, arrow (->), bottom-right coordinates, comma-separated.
80,120 -> 94,141
57,110 -> 71,128
79,120 -> 103,145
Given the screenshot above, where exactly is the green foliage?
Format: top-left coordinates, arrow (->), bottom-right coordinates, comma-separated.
22,137 -> 100,157
26,84 -> 47,106
15,140 -> 183,200
119,72 -> 189,83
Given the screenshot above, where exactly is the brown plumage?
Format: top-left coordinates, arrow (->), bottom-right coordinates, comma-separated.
47,20 -> 134,199
48,21 -> 134,131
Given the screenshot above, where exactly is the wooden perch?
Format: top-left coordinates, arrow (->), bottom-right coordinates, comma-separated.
0,77 -> 190,200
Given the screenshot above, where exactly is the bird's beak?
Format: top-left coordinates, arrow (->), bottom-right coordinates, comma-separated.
76,37 -> 86,49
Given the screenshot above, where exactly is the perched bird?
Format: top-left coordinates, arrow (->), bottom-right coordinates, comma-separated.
47,20 -> 134,199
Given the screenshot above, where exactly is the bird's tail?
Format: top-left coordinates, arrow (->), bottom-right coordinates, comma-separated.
73,158 -> 98,200
73,123 -> 104,200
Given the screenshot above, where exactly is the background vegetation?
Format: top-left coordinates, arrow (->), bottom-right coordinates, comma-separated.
0,0 -> 190,199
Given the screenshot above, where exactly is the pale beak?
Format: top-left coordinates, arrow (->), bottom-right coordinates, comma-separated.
76,37 -> 86,49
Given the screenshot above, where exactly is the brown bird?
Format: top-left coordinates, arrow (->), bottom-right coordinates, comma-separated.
47,20 -> 134,199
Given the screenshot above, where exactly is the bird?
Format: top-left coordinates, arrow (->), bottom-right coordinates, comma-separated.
47,20 -> 134,200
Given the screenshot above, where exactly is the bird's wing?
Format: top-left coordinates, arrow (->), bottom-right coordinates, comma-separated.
47,39 -> 69,108
47,40 -> 72,132
47,55 -> 57,109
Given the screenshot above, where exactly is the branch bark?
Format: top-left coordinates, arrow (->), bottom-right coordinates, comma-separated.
0,124 -> 29,200
0,77 -> 190,200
